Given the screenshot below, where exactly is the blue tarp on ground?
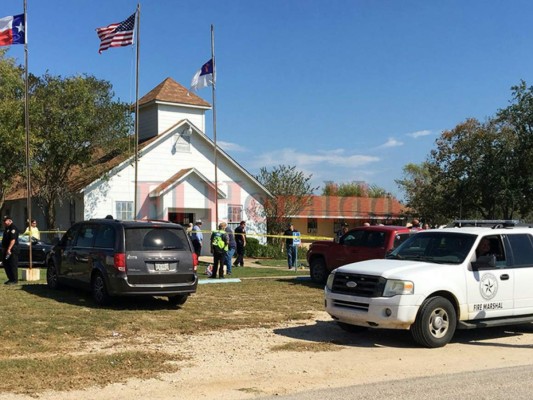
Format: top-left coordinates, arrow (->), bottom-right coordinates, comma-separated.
199,278 -> 242,284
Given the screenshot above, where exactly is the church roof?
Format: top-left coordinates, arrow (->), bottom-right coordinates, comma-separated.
138,77 -> 211,108
148,167 -> 226,199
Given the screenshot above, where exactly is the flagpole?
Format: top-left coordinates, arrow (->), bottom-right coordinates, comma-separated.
23,0 -> 33,269
211,24 -> 218,224
133,4 -> 140,219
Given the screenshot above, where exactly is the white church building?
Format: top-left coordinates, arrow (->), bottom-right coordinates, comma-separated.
5,78 -> 271,253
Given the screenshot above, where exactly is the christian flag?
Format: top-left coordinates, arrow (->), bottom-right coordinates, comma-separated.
96,12 -> 135,54
190,59 -> 214,91
0,14 -> 25,46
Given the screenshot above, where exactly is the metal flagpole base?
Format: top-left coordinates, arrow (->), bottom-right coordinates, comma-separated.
21,268 -> 41,281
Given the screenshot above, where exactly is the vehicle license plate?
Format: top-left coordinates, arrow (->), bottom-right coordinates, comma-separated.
154,263 -> 170,271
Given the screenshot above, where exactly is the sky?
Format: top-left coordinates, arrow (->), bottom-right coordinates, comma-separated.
4,0 -> 533,200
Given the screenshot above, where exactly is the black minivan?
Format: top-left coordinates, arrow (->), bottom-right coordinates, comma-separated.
47,219 -> 198,306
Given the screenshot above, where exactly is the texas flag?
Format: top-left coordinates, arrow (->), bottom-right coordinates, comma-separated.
0,14 -> 25,46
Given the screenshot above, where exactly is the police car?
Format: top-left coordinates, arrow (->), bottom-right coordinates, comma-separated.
324,220 -> 533,347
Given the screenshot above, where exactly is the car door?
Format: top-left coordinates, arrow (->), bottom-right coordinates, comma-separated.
17,235 -> 30,264
465,235 -> 514,319
18,236 -> 48,266
503,233 -> 533,316
333,229 -> 386,268
69,224 -> 97,285
56,225 -> 80,280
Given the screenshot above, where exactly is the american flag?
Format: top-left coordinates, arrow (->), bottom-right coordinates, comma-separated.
96,12 -> 135,54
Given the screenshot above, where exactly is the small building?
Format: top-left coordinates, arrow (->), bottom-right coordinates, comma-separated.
288,195 -> 407,243
4,78 -> 272,253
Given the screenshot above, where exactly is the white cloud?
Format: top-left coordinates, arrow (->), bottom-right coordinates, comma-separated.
217,141 -> 247,152
406,129 -> 432,138
379,137 -> 404,148
251,148 -> 379,169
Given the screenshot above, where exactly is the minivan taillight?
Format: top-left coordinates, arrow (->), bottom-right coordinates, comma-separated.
192,253 -> 198,272
114,253 -> 127,272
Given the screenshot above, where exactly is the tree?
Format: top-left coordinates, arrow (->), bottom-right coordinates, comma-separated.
395,162 -> 448,225
430,118 -> 521,220
336,182 -> 366,197
0,50 -> 26,212
396,81 -> 533,223
496,80 -> 533,216
29,73 -> 132,228
255,165 -> 318,239
397,117 -> 522,223
321,181 -> 389,197
367,184 -> 390,198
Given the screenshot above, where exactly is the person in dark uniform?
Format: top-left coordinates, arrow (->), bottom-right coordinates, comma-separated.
2,216 -> 20,285
234,220 -> 246,267
284,223 -> 299,270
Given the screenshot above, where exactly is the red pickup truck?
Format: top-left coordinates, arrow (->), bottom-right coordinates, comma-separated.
307,225 -> 415,284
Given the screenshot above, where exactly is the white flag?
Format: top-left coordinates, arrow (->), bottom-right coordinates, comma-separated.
190,59 -> 214,91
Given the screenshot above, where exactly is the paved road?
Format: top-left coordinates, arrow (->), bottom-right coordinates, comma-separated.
261,364 -> 533,400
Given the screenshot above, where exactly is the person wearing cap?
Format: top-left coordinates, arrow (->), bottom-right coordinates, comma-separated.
210,222 -> 229,278
2,216 -> 20,285
191,220 -> 203,257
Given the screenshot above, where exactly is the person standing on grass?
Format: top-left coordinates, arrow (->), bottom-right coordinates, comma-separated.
210,222 -> 228,279
225,224 -> 237,275
234,220 -> 246,267
284,223 -> 298,270
191,220 -> 203,257
2,216 -> 20,285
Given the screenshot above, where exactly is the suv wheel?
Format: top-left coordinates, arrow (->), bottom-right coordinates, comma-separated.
411,296 -> 457,348
46,262 -> 62,290
92,273 -> 110,306
168,294 -> 189,306
310,257 -> 328,284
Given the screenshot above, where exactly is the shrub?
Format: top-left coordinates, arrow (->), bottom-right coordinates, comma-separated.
246,237 -> 284,258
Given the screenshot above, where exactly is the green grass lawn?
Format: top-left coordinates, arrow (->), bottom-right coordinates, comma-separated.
197,259 -> 309,278
0,263 -> 324,394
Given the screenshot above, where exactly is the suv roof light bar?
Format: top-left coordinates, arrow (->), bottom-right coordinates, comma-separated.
452,219 -> 520,228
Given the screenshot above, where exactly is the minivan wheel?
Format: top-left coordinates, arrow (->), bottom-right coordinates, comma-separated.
46,263 -> 62,290
168,294 -> 188,306
310,257 -> 328,284
411,296 -> 457,348
92,273 -> 110,306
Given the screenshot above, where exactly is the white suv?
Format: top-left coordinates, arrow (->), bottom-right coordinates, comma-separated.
324,221 -> 533,347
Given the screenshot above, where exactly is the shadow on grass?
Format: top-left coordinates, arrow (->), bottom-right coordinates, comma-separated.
276,276 -> 324,290
274,318 -> 533,349
20,283 -> 187,311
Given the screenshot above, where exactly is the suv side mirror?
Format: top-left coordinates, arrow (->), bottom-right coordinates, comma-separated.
472,254 -> 497,270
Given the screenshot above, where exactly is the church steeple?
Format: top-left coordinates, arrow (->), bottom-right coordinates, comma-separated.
137,78 -> 212,141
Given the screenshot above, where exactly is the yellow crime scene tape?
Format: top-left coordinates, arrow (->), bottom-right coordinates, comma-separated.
192,230 -> 333,241
39,230 -> 334,242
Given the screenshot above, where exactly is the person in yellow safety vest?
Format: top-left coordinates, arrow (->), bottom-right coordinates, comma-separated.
210,222 -> 229,279
23,219 -> 41,240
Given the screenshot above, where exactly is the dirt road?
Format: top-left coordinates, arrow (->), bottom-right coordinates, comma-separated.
1,312 -> 533,400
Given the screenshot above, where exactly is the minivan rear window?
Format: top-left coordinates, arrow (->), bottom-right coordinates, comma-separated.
125,228 -> 188,251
